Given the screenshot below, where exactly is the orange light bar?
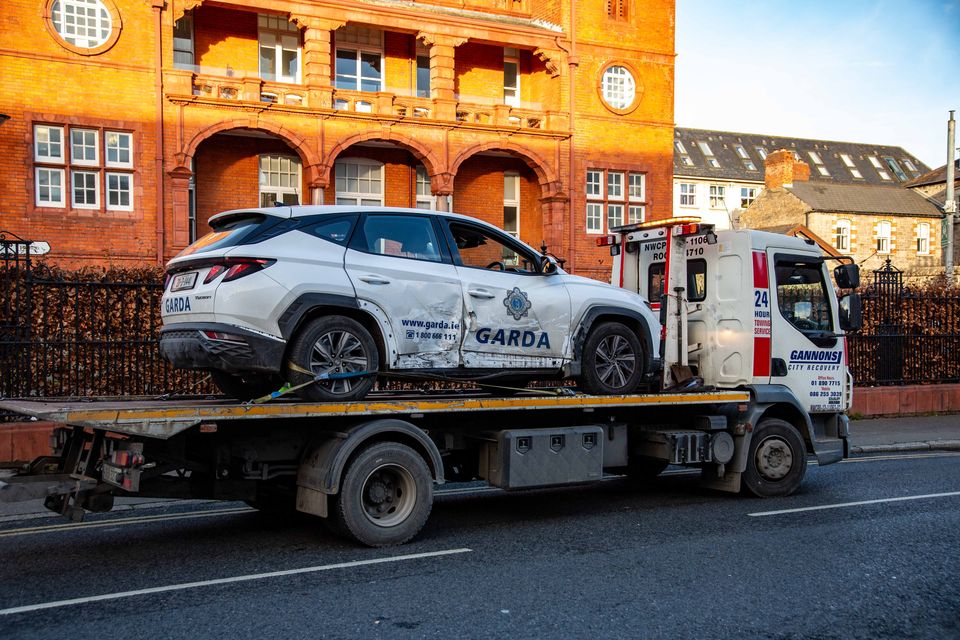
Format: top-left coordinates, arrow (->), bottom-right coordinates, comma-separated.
609,216 -> 702,234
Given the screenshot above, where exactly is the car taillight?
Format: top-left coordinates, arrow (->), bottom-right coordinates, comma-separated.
223,259 -> 272,281
203,264 -> 227,284
200,258 -> 274,284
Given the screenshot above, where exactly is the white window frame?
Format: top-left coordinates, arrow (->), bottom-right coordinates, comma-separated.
607,203 -> 624,230
259,155 -> 302,207
335,27 -> 383,93
334,158 -> 383,206
586,170 -> 603,198
697,141 -> 713,156
680,183 -> 697,207
586,202 -> 603,234
709,184 -> 725,209
808,151 -> 823,165
876,220 -> 891,254
415,165 -> 435,210
504,47 -> 520,107
70,128 -> 99,167
71,169 -> 99,209
840,153 -> 862,179
903,158 -> 918,173
740,187 -> 757,208
51,0 -> 112,49
34,125 -> 65,163
675,141 -> 687,155
105,172 -> 133,211
105,131 -> 133,168
735,145 -> 748,159
35,168 -> 65,208
503,171 -> 520,238
835,219 -> 851,252
628,173 -> 645,202
755,147 -> 768,160
917,222 -> 930,255
258,14 -> 301,84
607,172 -> 624,200
628,205 -> 645,224
600,65 -> 635,110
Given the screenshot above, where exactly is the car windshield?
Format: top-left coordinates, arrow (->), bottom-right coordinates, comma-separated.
175,214 -> 267,258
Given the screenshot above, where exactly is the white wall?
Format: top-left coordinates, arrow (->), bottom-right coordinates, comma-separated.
672,177 -> 765,230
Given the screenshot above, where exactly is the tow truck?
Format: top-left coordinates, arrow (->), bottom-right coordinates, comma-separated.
0,217 -> 862,547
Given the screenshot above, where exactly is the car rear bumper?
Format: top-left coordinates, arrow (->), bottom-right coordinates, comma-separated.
159,323 -> 286,373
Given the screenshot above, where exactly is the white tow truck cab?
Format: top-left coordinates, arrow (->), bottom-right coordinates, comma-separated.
600,216 -> 862,476
0,218 -> 864,548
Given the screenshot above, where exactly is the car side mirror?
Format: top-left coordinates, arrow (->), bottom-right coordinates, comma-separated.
834,263 -> 860,289
839,292 -> 862,332
540,257 -> 558,275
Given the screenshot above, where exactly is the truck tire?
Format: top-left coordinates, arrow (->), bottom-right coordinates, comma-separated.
287,316 -> 379,402
211,371 -> 282,401
580,322 -> 645,395
329,441 -> 433,547
742,418 -> 807,497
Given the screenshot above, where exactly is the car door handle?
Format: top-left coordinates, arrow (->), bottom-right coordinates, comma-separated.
467,288 -> 496,299
357,275 -> 390,285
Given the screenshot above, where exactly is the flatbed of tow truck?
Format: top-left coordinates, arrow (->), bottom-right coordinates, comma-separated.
0,389 -> 751,437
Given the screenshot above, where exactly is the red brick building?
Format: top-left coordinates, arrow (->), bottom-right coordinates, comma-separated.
0,0 -> 675,280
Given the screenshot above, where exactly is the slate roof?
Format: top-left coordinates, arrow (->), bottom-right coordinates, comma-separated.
904,159 -> 960,188
675,128 -> 930,186
785,182 -> 943,217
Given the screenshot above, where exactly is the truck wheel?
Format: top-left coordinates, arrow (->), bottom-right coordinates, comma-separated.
580,322 -> 645,395
742,418 -> 807,497
211,371 -> 282,400
288,316 -> 379,402
330,441 -> 433,547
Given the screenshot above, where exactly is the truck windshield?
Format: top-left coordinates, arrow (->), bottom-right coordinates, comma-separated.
774,259 -> 833,334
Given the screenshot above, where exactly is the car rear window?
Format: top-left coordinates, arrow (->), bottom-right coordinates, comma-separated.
175,214 -> 267,258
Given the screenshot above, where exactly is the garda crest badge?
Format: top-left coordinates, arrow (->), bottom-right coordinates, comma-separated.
503,287 -> 532,320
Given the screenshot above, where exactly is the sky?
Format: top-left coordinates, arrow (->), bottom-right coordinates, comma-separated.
675,0 -> 960,169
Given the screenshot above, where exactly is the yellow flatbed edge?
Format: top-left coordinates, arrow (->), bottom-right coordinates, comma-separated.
1,390 -> 750,429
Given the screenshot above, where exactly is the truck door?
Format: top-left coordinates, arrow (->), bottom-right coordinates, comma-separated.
765,251 -> 844,413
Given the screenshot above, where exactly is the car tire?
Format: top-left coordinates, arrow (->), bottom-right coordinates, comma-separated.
329,441 -> 433,547
742,418 -> 807,497
579,321 -> 645,395
211,371 -> 283,401
287,316 -> 379,402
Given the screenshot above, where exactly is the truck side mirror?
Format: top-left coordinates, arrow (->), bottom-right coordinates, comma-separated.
834,263 -> 860,289
839,292 -> 862,332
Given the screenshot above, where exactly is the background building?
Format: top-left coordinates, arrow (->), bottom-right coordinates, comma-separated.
741,151 -> 943,273
673,127 -> 930,230
0,0 -> 677,281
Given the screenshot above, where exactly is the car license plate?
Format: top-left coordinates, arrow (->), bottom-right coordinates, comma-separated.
171,272 -> 197,292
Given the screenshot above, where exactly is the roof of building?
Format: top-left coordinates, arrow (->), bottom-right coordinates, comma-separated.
674,127 -> 930,186
784,182 -> 943,217
904,159 -> 960,188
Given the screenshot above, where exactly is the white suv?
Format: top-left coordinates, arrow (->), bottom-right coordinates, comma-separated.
160,206 -> 660,401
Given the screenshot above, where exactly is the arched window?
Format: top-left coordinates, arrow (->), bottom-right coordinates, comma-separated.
259,155 -> 301,207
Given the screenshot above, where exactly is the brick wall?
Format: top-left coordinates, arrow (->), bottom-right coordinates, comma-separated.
1,0 -> 676,283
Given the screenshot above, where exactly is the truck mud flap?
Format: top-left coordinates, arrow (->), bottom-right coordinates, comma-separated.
0,474 -> 98,503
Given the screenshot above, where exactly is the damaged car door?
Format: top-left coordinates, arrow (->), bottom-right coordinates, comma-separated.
445,220 -> 571,369
345,213 -> 464,369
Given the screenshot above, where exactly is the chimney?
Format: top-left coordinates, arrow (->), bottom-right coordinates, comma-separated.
764,149 -> 810,189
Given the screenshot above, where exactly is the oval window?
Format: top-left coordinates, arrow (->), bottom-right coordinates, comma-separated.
45,0 -> 121,55
601,65 -> 636,111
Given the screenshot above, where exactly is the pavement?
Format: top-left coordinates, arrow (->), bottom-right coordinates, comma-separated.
848,413 -> 960,454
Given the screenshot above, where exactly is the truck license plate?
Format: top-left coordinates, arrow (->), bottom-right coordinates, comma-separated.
171,272 -> 197,292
